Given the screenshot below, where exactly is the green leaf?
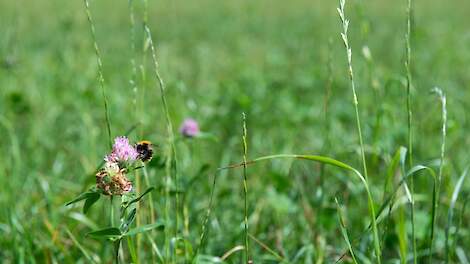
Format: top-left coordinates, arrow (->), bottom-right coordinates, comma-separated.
124,222 -> 164,237
83,193 -> 100,214
87,227 -> 122,239
66,189 -> 99,206
123,187 -> 155,210
121,208 -> 137,232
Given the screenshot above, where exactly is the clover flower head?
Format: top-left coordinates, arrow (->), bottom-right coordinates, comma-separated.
105,136 -> 139,163
179,118 -> 200,138
96,168 -> 133,196
104,161 -> 120,176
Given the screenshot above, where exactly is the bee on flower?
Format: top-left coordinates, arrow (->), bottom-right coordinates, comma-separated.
96,136 -> 153,196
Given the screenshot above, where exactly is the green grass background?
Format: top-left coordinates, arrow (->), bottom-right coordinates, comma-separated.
1,0 -> 470,263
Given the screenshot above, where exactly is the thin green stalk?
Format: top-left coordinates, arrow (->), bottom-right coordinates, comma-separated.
139,0 -> 148,139
134,169 -> 142,261
335,198 -> 358,264
65,228 -> 98,263
445,167 -> 469,263
405,0 -> 413,167
183,196 -> 190,262
404,1 -> 417,262
430,87 -> 447,262
128,0 -> 138,121
337,0 -> 369,182
114,240 -> 121,264
127,2 -> 143,262
110,196 -> 115,226
337,1 -> 378,261
83,0 -> 112,148
242,113 -> 250,263
126,237 -> 138,264
143,166 -> 156,262
193,171 -> 218,262
136,0 -> 157,262
142,167 -> 156,224
144,25 -> 179,262
248,233 -> 284,262
110,197 -> 118,263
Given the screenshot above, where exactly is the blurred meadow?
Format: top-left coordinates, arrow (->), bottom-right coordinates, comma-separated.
1,0 -> 470,263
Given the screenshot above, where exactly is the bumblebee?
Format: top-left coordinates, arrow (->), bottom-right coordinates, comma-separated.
136,140 -> 153,162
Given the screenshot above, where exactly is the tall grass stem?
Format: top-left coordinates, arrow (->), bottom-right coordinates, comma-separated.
83,0 -> 112,148
144,24 -> 179,262
404,1 -> 417,262
242,113 -> 250,263
337,0 -> 369,182
337,1 -> 379,260
430,87 -> 447,262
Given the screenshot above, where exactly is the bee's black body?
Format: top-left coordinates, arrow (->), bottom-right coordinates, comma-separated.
136,140 -> 153,162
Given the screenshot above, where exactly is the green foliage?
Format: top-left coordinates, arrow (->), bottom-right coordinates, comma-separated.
1,0 -> 470,263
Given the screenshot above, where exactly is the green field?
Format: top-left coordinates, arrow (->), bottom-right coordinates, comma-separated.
1,0 -> 470,263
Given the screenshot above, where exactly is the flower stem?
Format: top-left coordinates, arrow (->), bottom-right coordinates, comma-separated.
110,196 -> 115,226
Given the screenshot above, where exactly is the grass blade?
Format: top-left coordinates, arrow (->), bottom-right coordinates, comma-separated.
335,197 -> 358,264
87,227 -> 121,239
125,222 -> 165,237
65,228 -> 99,263
445,167 -> 469,263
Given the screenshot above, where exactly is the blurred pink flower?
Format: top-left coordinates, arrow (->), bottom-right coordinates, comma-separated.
179,118 -> 200,138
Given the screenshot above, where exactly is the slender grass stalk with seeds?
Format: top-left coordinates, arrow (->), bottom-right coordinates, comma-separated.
127,1 -> 140,260
405,0 -> 413,168
430,87 -> 447,262
337,0 -> 380,262
134,0 -> 157,262
242,113 -> 250,263
83,0 -> 118,259
128,0 -> 138,121
404,1 -> 418,263
140,0 -> 148,139
144,24 -> 179,262
337,0 -> 369,183
83,0 -> 112,148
